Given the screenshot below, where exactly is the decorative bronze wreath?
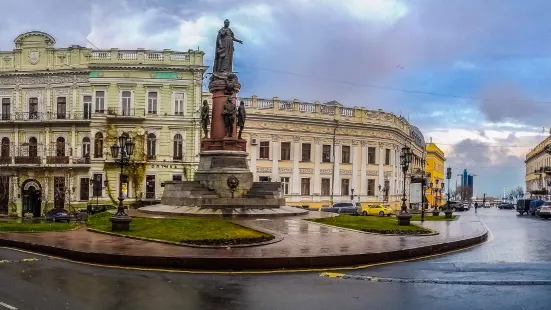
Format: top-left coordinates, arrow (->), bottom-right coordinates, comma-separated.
227,175 -> 239,191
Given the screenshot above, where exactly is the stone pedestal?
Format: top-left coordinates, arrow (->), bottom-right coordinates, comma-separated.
396,212 -> 412,226
194,150 -> 253,198
444,210 -> 454,219
110,215 -> 132,231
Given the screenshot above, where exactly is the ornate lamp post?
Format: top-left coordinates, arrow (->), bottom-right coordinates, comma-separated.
397,146 -> 413,225
109,135 -> 135,231
444,167 -> 453,218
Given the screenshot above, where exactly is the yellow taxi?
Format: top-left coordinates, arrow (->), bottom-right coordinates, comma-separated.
361,204 -> 394,217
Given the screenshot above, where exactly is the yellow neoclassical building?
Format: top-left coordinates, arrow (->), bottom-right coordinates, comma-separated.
425,140 -> 446,207
0,31 -> 206,216
203,94 -> 427,210
525,135 -> 551,199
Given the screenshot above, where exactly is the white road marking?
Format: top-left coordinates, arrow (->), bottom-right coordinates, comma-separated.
0,301 -> 17,310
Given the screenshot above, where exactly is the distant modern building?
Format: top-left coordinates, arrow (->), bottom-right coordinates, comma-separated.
459,169 -> 474,200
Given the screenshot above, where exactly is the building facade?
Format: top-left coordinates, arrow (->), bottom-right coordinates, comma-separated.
209,95 -> 427,210
425,140 -> 446,208
525,135 -> 551,199
0,31 -> 206,216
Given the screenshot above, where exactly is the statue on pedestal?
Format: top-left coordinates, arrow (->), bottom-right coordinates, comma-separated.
222,96 -> 236,137
237,101 -> 246,140
200,100 -> 210,138
213,19 -> 243,75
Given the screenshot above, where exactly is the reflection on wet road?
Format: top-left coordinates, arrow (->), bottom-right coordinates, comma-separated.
1,209 -> 550,310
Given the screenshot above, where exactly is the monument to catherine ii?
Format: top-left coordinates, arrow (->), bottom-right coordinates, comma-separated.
139,20 -> 307,217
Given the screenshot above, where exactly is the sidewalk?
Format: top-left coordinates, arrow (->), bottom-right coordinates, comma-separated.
0,212 -> 488,270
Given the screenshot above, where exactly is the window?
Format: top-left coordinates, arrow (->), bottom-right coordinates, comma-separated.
29,97 -> 38,119
385,149 -> 391,165
301,143 -> 311,162
148,92 -> 158,114
147,133 -> 156,159
146,175 -> 156,199
367,179 -> 375,196
172,174 -> 182,181
341,145 -> 351,163
322,145 -> 331,163
281,177 -> 290,195
301,178 -> 311,196
1,138 -> 9,157
95,91 -> 105,113
1,98 -> 10,120
259,141 -> 270,159
173,134 -> 183,160
92,174 -> 103,197
56,97 -> 66,119
121,91 -> 131,116
259,176 -> 271,182
368,147 -> 376,164
321,178 -> 331,196
280,142 -> 291,160
94,132 -> 103,158
174,93 -> 184,115
56,137 -> 65,157
79,178 -> 89,201
83,95 -> 92,119
54,177 -> 66,209
82,137 -> 90,157
29,137 -> 37,157
341,179 -> 350,196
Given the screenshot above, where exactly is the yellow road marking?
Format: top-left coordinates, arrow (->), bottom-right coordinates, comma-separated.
320,272 -> 344,278
0,260 -> 8,264
21,258 -> 39,262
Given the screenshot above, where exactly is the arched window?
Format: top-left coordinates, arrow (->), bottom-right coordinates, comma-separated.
0,137 -> 9,158
94,132 -> 103,158
29,137 -> 37,157
82,137 -> 91,157
147,133 -> 156,159
56,137 -> 65,157
173,134 -> 183,160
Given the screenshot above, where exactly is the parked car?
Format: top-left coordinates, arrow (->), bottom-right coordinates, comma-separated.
87,204 -> 116,215
45,208 -> 71,223
440,201 -> 469,211
320,202 -> 361,215
361,204 -> 394,217
538,201 -> 551,219
498,202 -> 515,209
529,200 -> 545,216
516,199 -> 534,215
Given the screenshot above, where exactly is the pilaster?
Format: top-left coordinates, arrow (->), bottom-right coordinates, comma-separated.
272,135 -> 279,181
352,141 -> 359,198
292,136 -> 301,195
360,141 -> 367,196
313,138 -> 321,195
333,144 -> 341,196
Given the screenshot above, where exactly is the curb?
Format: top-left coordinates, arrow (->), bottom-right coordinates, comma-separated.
305,220 -> 439,237
0,228 -> 488,270
85,227 -> 283,249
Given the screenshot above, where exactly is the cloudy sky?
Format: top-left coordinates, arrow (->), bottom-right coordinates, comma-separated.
0,0 -> 548,197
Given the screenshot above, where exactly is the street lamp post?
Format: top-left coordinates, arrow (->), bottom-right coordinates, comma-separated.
397,146 -> 413,225
444,167 -> 453,218
109,135 -> 135,231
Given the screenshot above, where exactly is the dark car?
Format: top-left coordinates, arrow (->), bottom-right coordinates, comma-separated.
87,204 -> 115,215
498,202 -> 515,209
320,202 -> 361,215
439,201 -> 467,211
516,199 -> 534,214
45,208 -> 71,223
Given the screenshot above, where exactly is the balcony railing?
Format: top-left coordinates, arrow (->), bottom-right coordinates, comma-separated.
46,156 -> 69,164
0,111 -> 92,121
107,107 -> 145,118
15,156 -> 41,165
72,157 -> 91,164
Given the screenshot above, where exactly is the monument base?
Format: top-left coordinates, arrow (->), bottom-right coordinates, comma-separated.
201,138 -> 247,152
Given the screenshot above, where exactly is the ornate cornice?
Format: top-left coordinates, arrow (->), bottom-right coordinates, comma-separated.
88,64 -> 209,72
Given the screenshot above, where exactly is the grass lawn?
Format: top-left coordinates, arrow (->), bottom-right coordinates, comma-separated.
309,215 -> 433,235
87,212 -> 274,246
410,214 -> 456,221
0,220 -> 78,232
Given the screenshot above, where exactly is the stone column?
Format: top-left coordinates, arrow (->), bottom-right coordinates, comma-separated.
71,126 -> 76,159
250,139 -> 257,180
313,138 -> 321,195
333,144 -> 341,196
378,143 -> 385,201
271,135 -> 279,181
292,136 -> 301,195
360,141 -> 367,196
352,141 -> 359,198
14,126 -> 19,164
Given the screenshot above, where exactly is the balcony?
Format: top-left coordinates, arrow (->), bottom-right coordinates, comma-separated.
15,156 -> 41,165
72,157 -> 91,165
46,156 -> 69,165
0,111 -> 92,123
106,107 -> 145,119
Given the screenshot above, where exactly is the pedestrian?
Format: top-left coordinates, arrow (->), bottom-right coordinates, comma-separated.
474,202 -> 478,211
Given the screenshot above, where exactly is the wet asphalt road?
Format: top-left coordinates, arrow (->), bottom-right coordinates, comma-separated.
1,208 -> 551,310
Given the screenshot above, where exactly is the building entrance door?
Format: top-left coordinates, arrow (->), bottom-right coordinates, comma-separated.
22,179 -> 42,217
